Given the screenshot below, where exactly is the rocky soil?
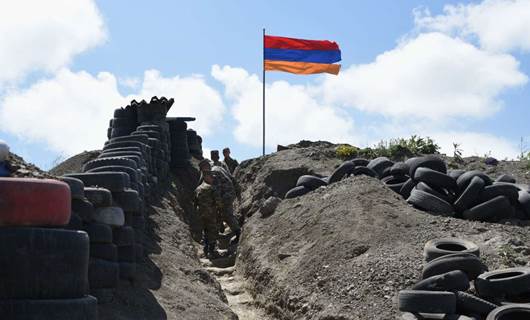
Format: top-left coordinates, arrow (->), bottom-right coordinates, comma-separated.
233,141 -> 530,320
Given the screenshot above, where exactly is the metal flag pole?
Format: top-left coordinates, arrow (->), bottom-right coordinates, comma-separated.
262,28 -> 266,156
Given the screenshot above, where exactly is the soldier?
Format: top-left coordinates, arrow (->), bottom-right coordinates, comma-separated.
195,170 -> 221,258
222,147 -> 239,174
210,150 -> 230,173
199,159 -> 241,242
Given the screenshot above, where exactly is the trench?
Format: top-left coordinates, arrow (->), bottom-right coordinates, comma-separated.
197,232 -> 274,320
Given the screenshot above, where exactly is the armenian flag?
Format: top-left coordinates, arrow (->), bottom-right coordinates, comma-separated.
264,35 -> 341,75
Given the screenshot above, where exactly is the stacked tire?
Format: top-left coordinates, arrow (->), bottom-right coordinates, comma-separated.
167,117 -> 194,168
107,104 -> 138,139
0,178 -> 97,319
64,173 -> 131,303
187,129 -> 203,159
398,238 -> 530,319
284,155 -> 530,223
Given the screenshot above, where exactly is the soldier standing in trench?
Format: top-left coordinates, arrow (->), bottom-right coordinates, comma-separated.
210,150 -> 230,174
195,170 -> 221,258
198,159 -> 241,243
222,147 -> 239,174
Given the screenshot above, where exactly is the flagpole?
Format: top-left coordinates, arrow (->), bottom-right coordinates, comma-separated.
262,28 -> 266,156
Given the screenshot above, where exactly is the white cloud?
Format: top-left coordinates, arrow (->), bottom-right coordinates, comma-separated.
0,69 -> 227,156
432,131 -> 520,159
127,70 -> 225,136
211,65 -> 356,148
415,0 -> 530,53
0,69 -> 124,155
321,32 -> 527,120
0,0 -> 106,84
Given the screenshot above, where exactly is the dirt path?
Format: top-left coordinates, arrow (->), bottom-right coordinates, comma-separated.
199,243 -> 275,320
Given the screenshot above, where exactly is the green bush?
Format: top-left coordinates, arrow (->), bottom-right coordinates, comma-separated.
336,144 -> 359,159
339,136 -> 440,161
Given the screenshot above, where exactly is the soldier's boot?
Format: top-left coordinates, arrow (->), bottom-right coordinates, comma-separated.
207,243 -> 220,259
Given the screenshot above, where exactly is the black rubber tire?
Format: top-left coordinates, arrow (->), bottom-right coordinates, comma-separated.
130,214 -> 146,231
463,196 -> 512,222
412,270 -> 470,292
90,288 -> 114,304
296,175 -> 328,190
352,166 -> 378,178
82,223 -> 112,244
65,172 -> 130,192
118,245 -> 136,262
101,147 -> 143,158
457,170 -> 493,191
476,267 -> 530,298
113,189 -> 141,212
137,124 -> 163,132
478,184 -> 520,205
422,253 -> 488,280
454,176 -> 485,213
400,178 -> 416,199
456,291 -> 498,316
380,166 -> 393,179
132,130 -> 160,140
72,198 -> 95,222
87,165 -> 139,184
398,290 -> 456,314
114,107 -> 136,120
486,304 -> 530,320
119,262 -> 136,280
0,296 -> 98,320
106,135 -> 149,146
90,243 -> 118,262
407,189 -> 454,215
408,155 -> 447,178
103,142 -> 149,158
389,162 -> 409,176
112,226 -> 135,246
93,206 -> 125,227
367,157 -> 394,178
329,161 -> 355,184
496,174 -> 516,184
448,169 -> 466,180
135,243 -> 144,262
0,228 -> 89,299
381,174 -> 409,184
83,157 -> 137,172
110,117 -> 135,127
414,167 -> 457,191
416,182 -> 453,204
110,127 -> 135,138
60,177 -> 85,200
285,186 -> 312,199
66,212 -> 83,230
98,152 -> 145,168
424,238 -> 480,262
351,158 -> 369,167
88,259 -> 119,289
518,190 -> 530,218
83,187 -> 112,208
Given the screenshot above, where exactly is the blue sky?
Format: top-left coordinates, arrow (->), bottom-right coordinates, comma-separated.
1,0 -> 529,169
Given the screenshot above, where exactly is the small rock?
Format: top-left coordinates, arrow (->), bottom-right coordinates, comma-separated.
260,196 -> 282,218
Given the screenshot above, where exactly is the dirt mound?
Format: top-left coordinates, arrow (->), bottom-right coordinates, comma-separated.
233,142 -> 530,319
235,141 -> 341,221
5,153 -> 55,178
49,150 -> 100,176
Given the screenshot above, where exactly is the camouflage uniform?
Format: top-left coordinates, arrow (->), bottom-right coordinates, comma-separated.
211,169 -> 240,233
223,157 -> 239,174
195,181 -> 219,245
213,160 -> 230,174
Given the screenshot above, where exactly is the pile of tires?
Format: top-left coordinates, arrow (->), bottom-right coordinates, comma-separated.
0,178 -> 97,319
398,238 -> 530,319
167,117 -> 194,167
284,155 -> 530,222
107,104 -> 138,139
187,129 -> 204,159
63,172 -> 134,303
